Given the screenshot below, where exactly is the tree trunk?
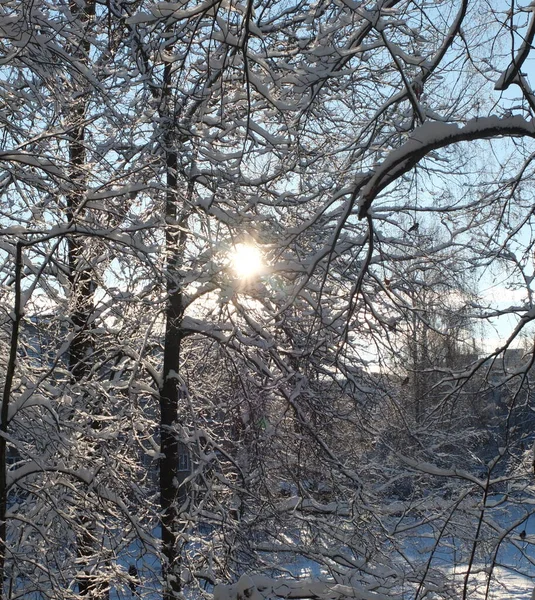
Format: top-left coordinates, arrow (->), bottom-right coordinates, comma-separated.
66,2 -> 108,597
410,303 -> 421,424
159,62 -> 190,599
0,243 -> 23,600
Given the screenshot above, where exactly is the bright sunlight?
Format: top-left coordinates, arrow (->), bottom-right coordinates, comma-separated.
230,243 -> 263,279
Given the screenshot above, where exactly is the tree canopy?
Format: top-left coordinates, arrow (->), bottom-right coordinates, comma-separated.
1,1 -> 535,599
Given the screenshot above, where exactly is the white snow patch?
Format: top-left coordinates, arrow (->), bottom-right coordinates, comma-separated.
444,564 -> 534,599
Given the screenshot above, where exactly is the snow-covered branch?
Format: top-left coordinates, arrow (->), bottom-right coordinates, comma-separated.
358,115 -> 535,218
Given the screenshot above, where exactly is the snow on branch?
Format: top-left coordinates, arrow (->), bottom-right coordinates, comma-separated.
495,4 -> 535,91
358,115 -> 535,219
398,455 -> 486,488
214,574 -> 394,600
0,152 -> 66,179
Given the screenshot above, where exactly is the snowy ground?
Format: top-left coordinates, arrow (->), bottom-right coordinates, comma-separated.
445,565 -> 534,599
112,508 -> 535,599
211,565 -> 535,600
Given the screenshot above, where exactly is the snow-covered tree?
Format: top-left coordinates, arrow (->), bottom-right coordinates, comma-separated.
4,1 -> 535,599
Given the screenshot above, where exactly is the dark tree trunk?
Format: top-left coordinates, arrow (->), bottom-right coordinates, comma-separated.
159,275 -> 183,597
0,243 -> 23,600
159,58 -> 188,598
66,2 -> 108,598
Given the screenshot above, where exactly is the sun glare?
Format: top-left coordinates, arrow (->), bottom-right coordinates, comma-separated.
230,243 -> 263,279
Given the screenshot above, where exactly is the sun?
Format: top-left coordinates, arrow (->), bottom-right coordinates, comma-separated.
230,243 -> 263,279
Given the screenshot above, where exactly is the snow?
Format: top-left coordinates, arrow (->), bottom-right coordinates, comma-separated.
236,119 -> 289,147
495,4 -> 535,91
210,495 -> 535,600
215,574 -> 395,600
358,115 -> 535,218
214,575 -> 264,600
127,0 -> 240,24
0,152 -> 64,177
211,563 -> 535,600
444,565 -> 534,599
399,455 -> 485,487
212,570 -> 535,600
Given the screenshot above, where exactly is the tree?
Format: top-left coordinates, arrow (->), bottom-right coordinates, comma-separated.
4,1 -> 535,599
0,2 -> 157,597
